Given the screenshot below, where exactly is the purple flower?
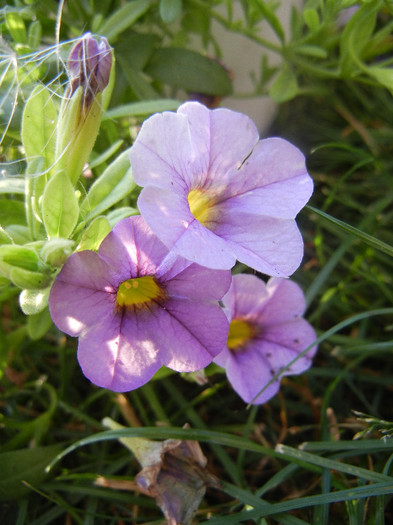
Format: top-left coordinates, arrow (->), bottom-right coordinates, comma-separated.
48,216 -> 231,392
129,102 -> 314,277
214,274 -> 317,404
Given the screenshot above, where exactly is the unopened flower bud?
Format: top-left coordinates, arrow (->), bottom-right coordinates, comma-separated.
54,34 -> 113,185
67,32 -> 112,109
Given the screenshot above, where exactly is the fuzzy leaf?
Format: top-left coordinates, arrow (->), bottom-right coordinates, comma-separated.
21,85 -> 57,171
80,150 -> 134,222
77,216 -> 111,251
41,171 -> 79,239
20,287 -> 51,315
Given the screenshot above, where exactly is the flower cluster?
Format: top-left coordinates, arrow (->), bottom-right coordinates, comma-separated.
49,101 -> 317,404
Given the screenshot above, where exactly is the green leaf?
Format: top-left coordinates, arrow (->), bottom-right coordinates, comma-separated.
339,0 -> 382,76
367,66 -> 393,93
253,0 -> 285,42
0,444 -> 63,501
0,199 -> 26,226
10,267 -> 51,290
5,12 -> 27,44
41,171 -> 79,239
25,156 -> 47,240
269,64 -> 298,102
0,245 -> 40,273
77,216 -> 111,251
80,150 -> 134,222
27,19 -> 42,49
104,99 -> 180,120
99,0 -> 151,42
21,85 -> 57,171
303,8 -> 320,31
160,0 -> 182,24
27,307 -> 53,340
19,287 -> 51,315
145,48 -> 233,96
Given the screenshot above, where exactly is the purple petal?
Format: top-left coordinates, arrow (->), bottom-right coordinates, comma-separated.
48,251 -> 117,336
216,212 -> 304,277
178,102 -> 260,181
77,311 -> 162,392
165,264 -> 232,302
259,278 -> 308,323
253,337 -> 315,377
129,110 -> 197,191
219,345 -> 281,404
219,174 -> 314,220
98,216 -> 169,280
158,299 -> 230,371
138,186 -> 236,269
222,274 -> 270,319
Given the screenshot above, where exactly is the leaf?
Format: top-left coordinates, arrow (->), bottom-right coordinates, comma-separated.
80,150 -> 134,222
303,8 -> 320,32
41,171 -> 79,239
160,0 -> 182,24
5,12 -> 27,44
19,287 -> 51,315
0,444 -> 63,501
99,0 -> 151,42
77,216 -> 112,251
145,48 -> 233,96
21,85 -> 57,171
269,64 -> 298,102
104,99 -> 180,120
27,307 -> 53,340
0,199 -> 25,226
339,0 -> 382,76
0,245 -> 40,273
10,267 -> 51,290
367,66 -> 393,93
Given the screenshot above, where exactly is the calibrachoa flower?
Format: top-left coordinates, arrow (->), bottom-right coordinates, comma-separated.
129,101 -> 314,277
214,274 -> 317,404
48,216 -> 231,391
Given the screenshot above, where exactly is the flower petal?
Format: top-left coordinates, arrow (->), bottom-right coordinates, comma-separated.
138,186 -> 236,269
220,345 -> 281,404
77,310 -> 162,392
48,251 -> 116,336
158,299 -> 230,371
165,264 -> 231,302
216,212 -> 304,277
99,215 -> 169,279
220,174 -> 314,220
178,102 -> 260,181
222,274 -> 270,319
260,278 -> 308,322
129,110 -> 198,191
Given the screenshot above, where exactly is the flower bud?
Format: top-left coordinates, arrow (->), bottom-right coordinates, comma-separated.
54,34 -> 113,185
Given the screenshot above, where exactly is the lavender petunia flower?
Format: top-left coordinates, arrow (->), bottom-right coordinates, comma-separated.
129,101 -> 314,277
48,216 -> 231,392
214,274 -> 317,404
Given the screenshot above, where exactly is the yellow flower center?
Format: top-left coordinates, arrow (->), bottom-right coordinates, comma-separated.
116,276 -> 165,309
188,188 -> 216,227
227,319 -> 256,350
